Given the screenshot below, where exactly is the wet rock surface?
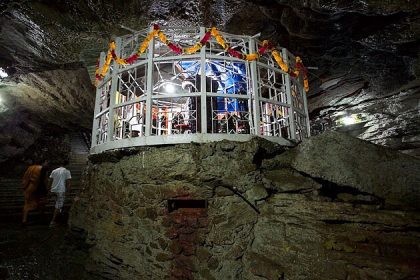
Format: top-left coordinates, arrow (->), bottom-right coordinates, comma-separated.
0,66 -> 94,170
0,217 -> 92,280
69,133 -> 420,279
0,0 -> 419,161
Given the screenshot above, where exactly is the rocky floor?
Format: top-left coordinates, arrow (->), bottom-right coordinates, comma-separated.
0,214 -> 93,280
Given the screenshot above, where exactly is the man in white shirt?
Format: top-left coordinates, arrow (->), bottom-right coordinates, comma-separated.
48,160 -> 71,226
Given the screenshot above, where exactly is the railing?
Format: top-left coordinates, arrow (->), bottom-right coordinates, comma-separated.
91,26 -> 310,154
81,130 -> 92,150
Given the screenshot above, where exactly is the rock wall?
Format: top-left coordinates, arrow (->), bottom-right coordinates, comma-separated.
0,66 -> 94,171
69,132 -> 420,279
1,0 -> 419,162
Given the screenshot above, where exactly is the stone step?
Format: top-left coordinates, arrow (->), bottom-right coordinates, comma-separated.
0,199 -> 80,206
69,161 -> 88,165
70,158 -> 88,162
0,192 -> 81,198
0,203 -> 74,213
0,186 -> 84,193
0,180 -> 22,184
68,170 -> 85,174
68,162 -> 87,166
0,133 -> 89,214
0,186 -> 21,190
70,153 -> 88,156
69,155 -> 88,160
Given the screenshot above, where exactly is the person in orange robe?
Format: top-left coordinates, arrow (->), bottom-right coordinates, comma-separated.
22,159 -> 49,224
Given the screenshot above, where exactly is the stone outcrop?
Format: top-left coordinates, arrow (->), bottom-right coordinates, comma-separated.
69,132 -> 420,279
265,131 -> 420,210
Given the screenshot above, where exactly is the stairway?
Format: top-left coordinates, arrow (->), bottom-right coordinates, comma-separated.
0,132 -> 90,218
66,132 -> 89,207
0,178 -> 24,215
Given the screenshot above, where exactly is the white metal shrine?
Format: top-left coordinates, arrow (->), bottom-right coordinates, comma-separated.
91,26 -> 310,154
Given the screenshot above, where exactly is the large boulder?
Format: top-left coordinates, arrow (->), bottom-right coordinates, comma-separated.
265,131 -> 420,210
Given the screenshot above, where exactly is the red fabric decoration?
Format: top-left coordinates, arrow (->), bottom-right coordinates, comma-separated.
258,47 -> 268,54
228,48 -> 243,59
125,54 -> 139,64
296,62 -> 308,77
200,31 -> 212,44
265,41 -> 273,49
289,71 -> 298,78
258,41 -> 273,54
111,50 -> 117,59
168,42 -> 182,54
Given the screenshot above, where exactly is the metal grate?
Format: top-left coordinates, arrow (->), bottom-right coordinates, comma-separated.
91,26 -> 310,153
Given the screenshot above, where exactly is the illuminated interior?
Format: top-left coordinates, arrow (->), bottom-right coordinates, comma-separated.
92,27 -> 310,153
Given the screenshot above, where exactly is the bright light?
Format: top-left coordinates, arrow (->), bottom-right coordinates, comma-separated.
164,83 -> 176,94
0,68 -> 7,78
341,115 -> 356,125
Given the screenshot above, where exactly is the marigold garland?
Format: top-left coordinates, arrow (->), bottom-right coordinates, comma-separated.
96,24 -> 309,92
271,50 -> 289,73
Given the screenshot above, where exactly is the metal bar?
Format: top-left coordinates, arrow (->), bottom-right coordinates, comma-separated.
301,79 -> 311,137
96,75 -> 112,88
215,31 -> 252,40
207,54 -> 247,63
113,97 -> 147,109
90,133 -> 294,154
106,37 -> 122,142
292,106 -> 305,116
117,60 -> 148,74
256,61 -> 287,75
91,52 -> 106,147
120,24 -> 138,34
296,107 -> 306,116
282,48 -> 296,141
153,54 -> 201,61
159,26 -> 199,32
206,92 -> 250,99
249,37 -> 260,135
151,93 -> 202,99
258,97 -> 290,109
257,81 -> 285,94
95,108 -> 110,119
145,27 -> 155,136
200,27 -> 207,134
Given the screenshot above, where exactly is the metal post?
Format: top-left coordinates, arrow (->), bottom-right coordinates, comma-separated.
145,28 -> 155,136
91,52 -> 106,148
282,48 -> 296,141
249,37 -> 260,135
140,102 -> 145,136
200,27 -> 207,134
107,37 -> 122,142
301,78 -> 311,137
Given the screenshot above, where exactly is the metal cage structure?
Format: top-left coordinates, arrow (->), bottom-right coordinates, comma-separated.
91,26 -> 310,154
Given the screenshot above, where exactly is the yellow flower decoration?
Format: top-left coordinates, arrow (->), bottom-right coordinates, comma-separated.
271,50 -> 289,73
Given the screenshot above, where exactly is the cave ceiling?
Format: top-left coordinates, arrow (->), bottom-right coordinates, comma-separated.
0,0 -> 419,162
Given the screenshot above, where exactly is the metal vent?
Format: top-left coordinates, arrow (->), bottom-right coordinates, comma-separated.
168,199 -> 207,212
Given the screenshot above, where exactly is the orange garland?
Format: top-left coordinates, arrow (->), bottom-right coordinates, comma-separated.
96,25 -> 309,92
